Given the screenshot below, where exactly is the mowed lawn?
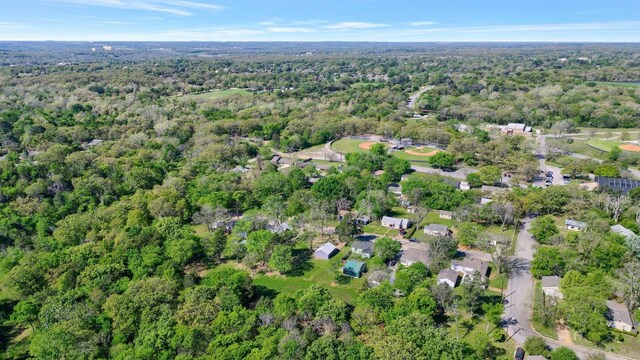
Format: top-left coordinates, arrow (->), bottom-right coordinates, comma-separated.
179,88 -> 252,100
586,139 -> 623,152
253,247 -> 367,304
331,138 -> 372,154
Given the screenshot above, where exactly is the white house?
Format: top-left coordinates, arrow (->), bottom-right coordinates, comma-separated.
438,210 -> 453,220
565,219 -> 587,231
605,301 -> 637,334
424,224 -> 450,237
351,241 -> 374,259
437,268 -> 459,288
381,216 -> 411,229
451,258 -> 489,280
611,224 -> 636,239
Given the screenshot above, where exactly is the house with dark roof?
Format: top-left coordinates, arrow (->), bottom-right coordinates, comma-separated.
596,176 -> 640,194
605,301 -> 637,334
351,241 -> 374,259
437,268 -> 459,288
565,219 -> 587,231
314,242 -> 338,260
343,260 -> 366,278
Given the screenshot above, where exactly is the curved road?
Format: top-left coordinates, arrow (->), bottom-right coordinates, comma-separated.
407,86 -> 433,109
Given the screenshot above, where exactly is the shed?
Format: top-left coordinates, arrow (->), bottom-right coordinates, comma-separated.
314,242 -> 338,260
438,210 -> 453,220
343,260 -> 366,278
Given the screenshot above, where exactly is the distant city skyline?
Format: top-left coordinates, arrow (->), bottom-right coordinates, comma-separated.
0,0 -> 639,42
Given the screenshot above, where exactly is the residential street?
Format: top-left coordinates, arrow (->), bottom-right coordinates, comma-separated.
503,134 -> 632,360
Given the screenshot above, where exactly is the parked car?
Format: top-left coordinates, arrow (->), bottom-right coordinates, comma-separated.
514,347 -> 525,360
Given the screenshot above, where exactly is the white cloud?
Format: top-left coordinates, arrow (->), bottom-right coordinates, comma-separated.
0,22 -> 25,30
100,21 -> 134,25
52,0 -> 224,16
267,27 -> 314,33
409,21 -> 438,26
324,21 -> 389,30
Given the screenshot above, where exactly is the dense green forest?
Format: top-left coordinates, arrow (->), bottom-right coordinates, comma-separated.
1,42 -> 639,359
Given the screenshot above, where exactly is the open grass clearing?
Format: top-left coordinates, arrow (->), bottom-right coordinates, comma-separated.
586,139 -> 623,152
253,247 -> 367,304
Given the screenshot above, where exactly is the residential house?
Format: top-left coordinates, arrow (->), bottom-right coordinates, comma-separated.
501,123 -> 532,136
437,268 -> 459,289
406,205 -> 419,214
400,248 -> 431,267
268,222 -> 291,234
541,276 -> 563,299
381,216 -> 411,230
611,224 -> 636,239
314,242 -> 338,260
355,215 -> 371,225
438,210 -> 453,220
367,270 -> 392,287
565,219 -> 587,231
605,301 -> 637,334
351,241 -> 374,259
343,260 -> 366,278
451,258 -> 489,280
424,224 -> 450,237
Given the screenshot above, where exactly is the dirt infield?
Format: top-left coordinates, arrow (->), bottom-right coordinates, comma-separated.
405,148 -> 440,157
620,144 -> 640,152
358,141 -> 377,150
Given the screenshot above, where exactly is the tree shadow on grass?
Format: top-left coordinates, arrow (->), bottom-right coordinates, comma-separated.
288,249 -> 313,276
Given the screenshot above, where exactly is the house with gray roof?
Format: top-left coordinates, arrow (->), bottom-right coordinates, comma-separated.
351,241 -> 374,259
451,258 -> 489,281
381,216 -> 411,230
541,276 -> 563,299
605,300 -> 637,334
314,242 -> 338,260
423,224 -> 450,237
611,224 -> 636,239
400,248 -> 431,267
565,219 -> 587,231
437,268 -> 459,288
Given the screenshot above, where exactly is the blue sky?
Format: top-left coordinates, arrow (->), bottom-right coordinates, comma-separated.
0,0 -> 639,41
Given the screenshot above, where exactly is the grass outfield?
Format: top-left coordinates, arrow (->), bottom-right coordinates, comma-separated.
253,247 -> 367,304
586,139 -> 623,152
331,138 -> 370,154
546,138 -> 608,160
595,81 -> 640,88
179,88 -> 252,100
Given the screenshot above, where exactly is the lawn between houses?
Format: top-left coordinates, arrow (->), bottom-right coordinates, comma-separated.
253,247 -> 368,304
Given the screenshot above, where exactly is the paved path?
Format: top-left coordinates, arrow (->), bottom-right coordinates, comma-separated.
407,86 -> 433,109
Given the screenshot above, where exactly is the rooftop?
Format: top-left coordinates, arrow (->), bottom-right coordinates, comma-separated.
541,275 -> 561,288
452,258 -> 489,276
351,241 -> 374,254
611,224 -> 636,238
437,268 -> 459,283
316,242 -> 337,255
565,219 -> 587,228
606,300 -> 635,326
401,248 -> 431,265
424,224 -> 449,233
596,176 -> 640,194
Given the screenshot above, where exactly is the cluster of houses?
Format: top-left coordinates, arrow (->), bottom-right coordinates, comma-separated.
500,123 -> 533,136
541,275 -> 637,334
